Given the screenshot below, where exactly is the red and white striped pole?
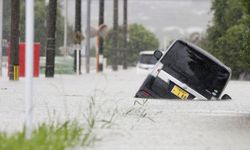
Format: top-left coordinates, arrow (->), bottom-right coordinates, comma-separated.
97,0 -> 105,72
96,24 -> 107,72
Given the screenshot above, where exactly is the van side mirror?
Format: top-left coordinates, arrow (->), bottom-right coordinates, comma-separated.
221,94 -> 232,100
154,50 -> 163,61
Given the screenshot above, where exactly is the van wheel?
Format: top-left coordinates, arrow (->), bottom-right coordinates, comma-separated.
221,94 -> 231,100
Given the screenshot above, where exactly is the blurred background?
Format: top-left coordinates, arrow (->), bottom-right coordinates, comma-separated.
2,0 -> 250,80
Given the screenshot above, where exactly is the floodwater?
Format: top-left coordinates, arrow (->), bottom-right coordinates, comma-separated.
1,68 -> 250,150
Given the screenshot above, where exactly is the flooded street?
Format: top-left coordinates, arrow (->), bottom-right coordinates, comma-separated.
1,68 -> 250,150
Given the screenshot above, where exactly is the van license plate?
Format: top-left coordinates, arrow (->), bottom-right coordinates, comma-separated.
171,85 -> 189,100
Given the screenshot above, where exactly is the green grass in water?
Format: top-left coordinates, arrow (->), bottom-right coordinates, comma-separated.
0,121 -> 96,150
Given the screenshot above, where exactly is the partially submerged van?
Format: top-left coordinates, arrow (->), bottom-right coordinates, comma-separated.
136,51 -> 158,75
135,40 -> 232,100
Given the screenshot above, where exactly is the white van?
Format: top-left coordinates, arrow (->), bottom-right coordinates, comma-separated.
136,51 -> 158,75
135,40 -> 232,100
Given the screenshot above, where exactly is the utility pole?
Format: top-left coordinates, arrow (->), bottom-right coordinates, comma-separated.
97,0 -> 105,72
112,0 -> 118,71
86,0 -> 91,73
64,0 -> 68,56
74,0 -> 83,75
0,0 -> 2,77
45,0 -> 57,77
25,0 -> 34,139
122,0 -> 128,69
9,0 -> 20,80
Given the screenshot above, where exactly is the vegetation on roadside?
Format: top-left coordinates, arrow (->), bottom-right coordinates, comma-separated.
0,98 -> 100,150
0,121 -> 96,150
200,0 -> 250,79
124,99 -> 154,122
104,24 -> 160,66
0,95 -> 156,150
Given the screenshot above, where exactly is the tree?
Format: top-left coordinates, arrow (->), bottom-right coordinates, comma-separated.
241,0 -> 250,14
9,0 -> 20,80
128,24 -> 159,64
240,0 -> 250,75
200,0 -> 247,78
45,0 -> 57,77
104,24 -> 159,66
203,0 -> 243,55
216,24 -> 247,76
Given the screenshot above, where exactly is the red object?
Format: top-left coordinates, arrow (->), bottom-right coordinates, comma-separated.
8,43 -> 40,77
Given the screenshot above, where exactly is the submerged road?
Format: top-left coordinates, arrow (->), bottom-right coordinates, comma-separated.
0,68 -> 250,150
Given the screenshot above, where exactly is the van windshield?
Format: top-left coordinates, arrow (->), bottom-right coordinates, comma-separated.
139,54 -> 158,65
161,41 -> 230,99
